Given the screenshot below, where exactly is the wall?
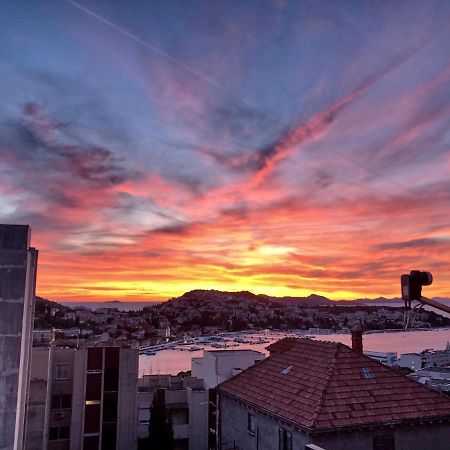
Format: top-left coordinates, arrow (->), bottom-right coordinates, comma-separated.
187,388 -> 208,450
220,394 -> 450,450
117,348 -> 138,450
219,395 -> 310,450
0,225 -> 37,450
24,347 -> 52,450
192,351 -> 265,389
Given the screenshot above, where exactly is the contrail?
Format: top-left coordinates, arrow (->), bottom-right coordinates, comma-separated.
63,0 -> 252,106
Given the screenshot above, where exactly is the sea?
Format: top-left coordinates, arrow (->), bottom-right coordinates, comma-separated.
139,328 -> 450,376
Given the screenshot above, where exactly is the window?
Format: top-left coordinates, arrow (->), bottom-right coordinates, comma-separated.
84,404 -> 101,434
51,394 -> 72,409
85,373 -> 102,401
373,434 -> 395,450
138,408 -> 150,425
279,427 -> 292,450
247,413 -> 256,435
54,363 -> 70,380
87,348 -> 103,371
103,392 -> 118,423
48,426 -> 70,441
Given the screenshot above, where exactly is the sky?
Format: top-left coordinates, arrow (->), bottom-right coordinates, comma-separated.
2,0 -> 450,302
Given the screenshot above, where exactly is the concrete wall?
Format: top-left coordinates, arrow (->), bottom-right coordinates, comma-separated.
219,394 -> 450,450
219,395 -> 310,450
0,225 -> 37,450
24,347 -> 52,450
187,388 -> 208,450
117,348 -> 138,450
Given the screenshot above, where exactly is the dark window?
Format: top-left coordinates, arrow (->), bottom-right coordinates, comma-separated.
48,426 -> 70,441
103,392 -> 118,423
87,348 -> 103,371
104,348 -> 120,391
59,426 -> 70,439
101,423 -> 117,450
173,438 -> 189,450
84,404 -> 101,434
83,436 -> 99,450
61,394 -> 72,409
85,373 -> 102,401
279,427 -> 292,450
373,434 -> 395,450
51,395 -> 60,409
49,427 -> 59,441
248,413 -> 256,435
51,394 -> 72,409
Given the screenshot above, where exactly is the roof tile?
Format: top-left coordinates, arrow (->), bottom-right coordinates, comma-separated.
218,338 -> 450,430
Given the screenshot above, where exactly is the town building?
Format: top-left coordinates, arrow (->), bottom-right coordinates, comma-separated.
217,337 -> 450,450
191,349 -> 265,389
410,367 -> 450,395
363,350 -> 397,366
137,374 -> 208,450
398,344 -> 450,370
24,344 -> 138,450
0,224 -> 38,450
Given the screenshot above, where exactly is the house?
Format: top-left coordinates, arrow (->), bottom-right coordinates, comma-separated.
192,350 -> 265,389
217,337 -> 450,450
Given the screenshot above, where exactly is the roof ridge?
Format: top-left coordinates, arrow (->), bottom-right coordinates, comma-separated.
310,343 -> 340,428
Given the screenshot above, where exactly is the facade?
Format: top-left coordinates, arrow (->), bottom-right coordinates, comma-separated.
137,374 -> 208,450
410,367 -> 450,394
24,345 -> 138,450
363,350 -> 397,366
217,337 -> 450,450
398,345 -> 450,370
0,224 -> 38,450
191,350 -> 265,389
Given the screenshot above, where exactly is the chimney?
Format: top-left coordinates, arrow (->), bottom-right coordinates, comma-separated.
351,324 -> 363,354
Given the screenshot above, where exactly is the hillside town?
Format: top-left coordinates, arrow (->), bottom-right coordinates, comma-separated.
35,289 -> 450,350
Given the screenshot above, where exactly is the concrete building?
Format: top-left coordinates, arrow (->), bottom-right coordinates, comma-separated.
217,337 -> 450,450
364,350 -> 397,366
0,224 -> 38,450
410,367 -> 450,395
24,345 -> 138,450
398,345 -> 450,370
191,350 -> 265,389
137,375 -> 208,450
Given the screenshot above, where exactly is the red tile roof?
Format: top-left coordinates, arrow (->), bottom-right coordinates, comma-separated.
218,338 -> 450,430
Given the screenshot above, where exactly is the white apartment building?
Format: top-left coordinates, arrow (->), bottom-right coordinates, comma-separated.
191,349 -> 265,389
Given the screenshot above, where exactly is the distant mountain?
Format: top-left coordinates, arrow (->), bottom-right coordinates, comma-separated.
35,296 -> 72,312
170,289 -> 333,306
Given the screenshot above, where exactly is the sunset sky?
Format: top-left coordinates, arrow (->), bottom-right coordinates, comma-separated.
2,0 -> 450,302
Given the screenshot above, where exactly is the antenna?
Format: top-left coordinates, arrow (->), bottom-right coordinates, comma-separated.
401,271 -> 450,330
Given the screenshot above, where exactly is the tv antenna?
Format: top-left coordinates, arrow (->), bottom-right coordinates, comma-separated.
401,270 -> 450,330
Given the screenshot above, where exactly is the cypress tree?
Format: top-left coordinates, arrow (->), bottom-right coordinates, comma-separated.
148,389 -> 174,450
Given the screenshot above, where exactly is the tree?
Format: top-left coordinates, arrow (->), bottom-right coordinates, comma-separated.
148,389 -> 174,450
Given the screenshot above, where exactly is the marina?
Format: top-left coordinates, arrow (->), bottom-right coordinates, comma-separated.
139,327 -> 450,376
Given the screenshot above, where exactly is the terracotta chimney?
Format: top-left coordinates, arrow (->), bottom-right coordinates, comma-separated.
351,324 -> 363,354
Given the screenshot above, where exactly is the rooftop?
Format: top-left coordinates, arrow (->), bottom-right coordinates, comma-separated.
218,338 -> 450,431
